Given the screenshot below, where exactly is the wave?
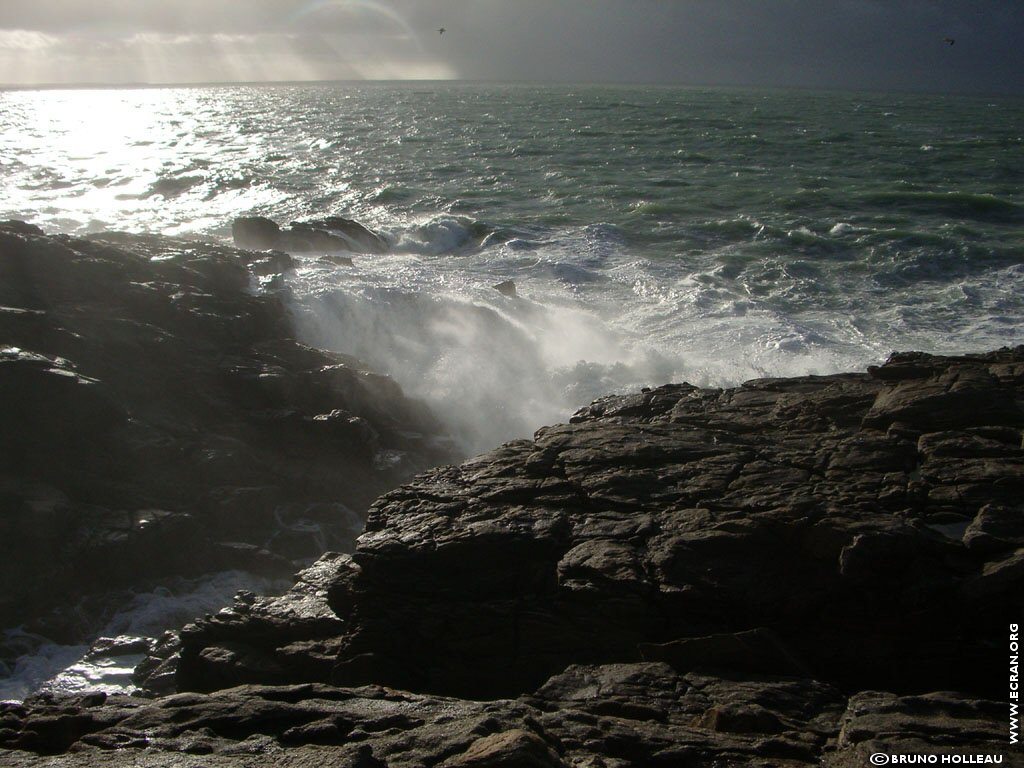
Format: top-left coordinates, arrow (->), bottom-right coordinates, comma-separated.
287,279 -> 657,456
390,216 -> 499,255
860,190 -> 1022,221
145,174 -> 206,199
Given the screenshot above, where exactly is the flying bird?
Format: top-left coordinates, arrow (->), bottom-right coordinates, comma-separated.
438,27 -> 446,35
943,37 -> 955,45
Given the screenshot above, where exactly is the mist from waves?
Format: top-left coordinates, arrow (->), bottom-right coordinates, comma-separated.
289,257 -> 671,458
283,212 -> 936,458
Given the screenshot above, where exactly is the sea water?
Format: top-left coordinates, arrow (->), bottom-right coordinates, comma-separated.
2,82 -> 1022,452
2,82 -> 1022,695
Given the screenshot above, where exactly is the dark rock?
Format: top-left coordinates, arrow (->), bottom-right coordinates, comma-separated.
231,215 -> 388,255
964,503 -> 1024,553
0,224 -> 453,638
639,628 -> 812,678
826,690 -> 1016,766
231,216 -> 281,250
319,253 -> 354,267
294,216 -> 388,254
321,347 -> 1024,701
0,683 -> 550,764
84,636 -> 154,661
4,669 -> 1014,765
130,631 -> 181,696
140,553 -> 356,694
0,221 -> 44,236
493,280 -> 517,297
439,728 -> 565,767
3,346 -> 1021,765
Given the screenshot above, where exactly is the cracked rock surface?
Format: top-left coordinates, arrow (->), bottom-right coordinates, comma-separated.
329,349 -> 1024,702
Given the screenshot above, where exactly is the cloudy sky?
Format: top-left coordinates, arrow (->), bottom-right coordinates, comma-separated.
0,0 -> 1021,93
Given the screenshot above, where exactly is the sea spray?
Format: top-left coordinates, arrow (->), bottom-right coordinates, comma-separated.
287,262 -> 668,456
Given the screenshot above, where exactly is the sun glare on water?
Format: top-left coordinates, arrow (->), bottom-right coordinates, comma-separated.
29,91 -> 164,162
1,88 -> 287,233
3,90 -> 181,226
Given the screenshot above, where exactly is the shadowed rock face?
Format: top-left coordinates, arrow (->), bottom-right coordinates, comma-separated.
324,348 -> 1024,701
0,222 -> 452,640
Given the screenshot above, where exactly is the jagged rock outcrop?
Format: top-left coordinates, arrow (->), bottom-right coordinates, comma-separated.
33,348 -> 999,763
232,216 -> 388,254
313,348 -> 1023,702
0,222 -> 451,643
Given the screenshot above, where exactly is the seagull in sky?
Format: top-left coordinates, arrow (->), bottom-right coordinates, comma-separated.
943,37 -> 955,45
438,27 -> 446,35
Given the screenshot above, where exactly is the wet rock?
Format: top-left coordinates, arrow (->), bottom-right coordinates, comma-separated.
85,636 -> 154,661
295,216 -> 388,254
231,215 -> 388,254
231,216 -> 281,249
0,221 -> 44,237
0,224 -> 453,636
319,253 -> 354,267
137,553 -> 357,694
493,280 -> 517,297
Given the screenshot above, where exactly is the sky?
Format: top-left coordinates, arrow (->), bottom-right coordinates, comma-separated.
0,0 -> 1021,94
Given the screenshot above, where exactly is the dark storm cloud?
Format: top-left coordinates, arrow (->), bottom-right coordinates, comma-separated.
411,0 -> 1023,93
0,0 -> 1021,93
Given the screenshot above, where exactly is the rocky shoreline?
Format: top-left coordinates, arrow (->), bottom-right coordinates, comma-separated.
1,222 -> 1022,765
0,221 -> 454,648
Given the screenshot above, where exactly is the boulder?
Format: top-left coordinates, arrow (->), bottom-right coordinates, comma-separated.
493,280 -> 517,297
231,216 -> 281,249
296,216 -> 388,254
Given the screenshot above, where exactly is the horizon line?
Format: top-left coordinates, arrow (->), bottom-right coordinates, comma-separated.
1,77 -> 1021,99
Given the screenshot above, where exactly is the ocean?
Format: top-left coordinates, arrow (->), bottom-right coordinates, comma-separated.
3,82 -> 1023,452
1,81 -> 1022,697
